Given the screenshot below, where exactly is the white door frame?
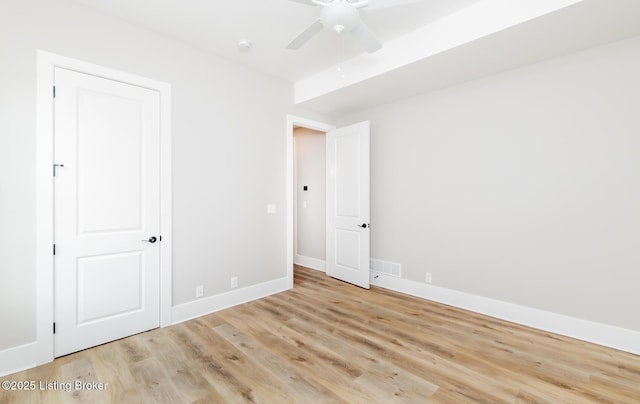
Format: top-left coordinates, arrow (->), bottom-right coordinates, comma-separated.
36,51 -> 172,365
286,115 -> 335,288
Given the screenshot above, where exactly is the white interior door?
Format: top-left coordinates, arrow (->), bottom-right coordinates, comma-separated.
54,67 -> 161,357
326,121 -> 370,289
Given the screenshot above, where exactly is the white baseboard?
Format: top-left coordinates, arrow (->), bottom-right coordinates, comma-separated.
371,273 -> 640,356
171,276 -> 290,325
295,254 -> 326,271
0,341 -> 41,378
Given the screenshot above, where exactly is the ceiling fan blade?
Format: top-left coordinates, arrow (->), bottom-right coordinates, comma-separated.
350,20 -> 382,53
288,0 -> 319,6
286,19 -> 324,50
364,0 -> 425,10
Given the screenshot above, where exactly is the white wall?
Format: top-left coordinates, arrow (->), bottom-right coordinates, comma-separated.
0,0 -> 327,357
294,128 -> 326,264
338,34 -> 640,332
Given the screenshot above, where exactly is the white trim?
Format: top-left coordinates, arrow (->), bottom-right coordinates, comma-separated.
35,51 -> 55,371
371,273 -> 640,355
0,342 -> 39,378
295,255 -> 326,272
33,51 -> 172,372
293,135 -> 298,277
286,116 -> 335,289
158,77 -> 173,328
171,277 -> 290,324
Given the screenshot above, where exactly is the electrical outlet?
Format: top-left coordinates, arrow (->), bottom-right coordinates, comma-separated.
231,277 -> 238,289
196,285 -> 204,298
424,272 -> 432,283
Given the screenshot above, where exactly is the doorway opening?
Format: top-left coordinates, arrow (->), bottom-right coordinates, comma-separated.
286,116 -> 371,289
286,116 -> 335,288
294,126 -> 327,272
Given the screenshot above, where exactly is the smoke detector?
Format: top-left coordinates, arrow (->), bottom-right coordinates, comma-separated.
237,39 -> 252,52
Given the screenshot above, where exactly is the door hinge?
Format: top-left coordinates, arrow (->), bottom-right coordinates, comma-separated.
53,322 -> 56,334
53,86 -> 56,98
53,164 -> 64,176
53,244 -> 56,255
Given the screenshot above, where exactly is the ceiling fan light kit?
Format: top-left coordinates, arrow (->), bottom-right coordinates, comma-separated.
319,0 -> 360,33
287,0 -> 383,53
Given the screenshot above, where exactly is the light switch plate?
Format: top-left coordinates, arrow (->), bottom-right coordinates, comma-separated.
267,203 -> 277,214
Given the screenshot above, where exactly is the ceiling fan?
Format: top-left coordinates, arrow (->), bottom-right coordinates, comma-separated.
286,0 -> 418,53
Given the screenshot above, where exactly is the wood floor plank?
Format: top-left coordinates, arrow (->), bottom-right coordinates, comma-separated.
281,315 -> 440,402
59,354 -> 105,404
183,318 -> 298,403
2,265 -> 639,403
142,329 -> 214,403
88,339 -> 145,404
290,269 -> 640,402
212,323 -> 344,403
267,288 -> 518,402
216,304 -> 381,402
279,281 -> 582,401
116,335 -> 152,365
295,270 -> 639,402
128,357 -> 183,404
165,324 -> 260,403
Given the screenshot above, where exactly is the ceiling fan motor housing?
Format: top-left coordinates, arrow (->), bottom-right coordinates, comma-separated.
320,0 -> 360,33
287,0 -> 380,53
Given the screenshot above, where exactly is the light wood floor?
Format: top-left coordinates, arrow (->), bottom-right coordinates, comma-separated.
2,266 -> 639,403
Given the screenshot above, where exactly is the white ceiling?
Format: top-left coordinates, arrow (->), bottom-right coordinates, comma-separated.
298,0 -> 640,114
69,0 -> 640,115
69,0 -> 480,82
